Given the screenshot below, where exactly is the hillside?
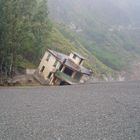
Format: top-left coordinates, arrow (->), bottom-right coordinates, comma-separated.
1,0 -> 140,83
48,0 -> 140,73
0,0 -> 118,83
48,25 -> 114,78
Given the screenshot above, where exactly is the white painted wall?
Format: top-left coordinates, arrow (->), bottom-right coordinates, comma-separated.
38,51 -> 60,80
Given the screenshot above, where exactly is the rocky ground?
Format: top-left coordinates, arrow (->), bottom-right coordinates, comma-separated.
0,81 -> 140,140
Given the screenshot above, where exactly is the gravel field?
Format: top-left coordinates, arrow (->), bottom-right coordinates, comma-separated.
0,81 -> 140,140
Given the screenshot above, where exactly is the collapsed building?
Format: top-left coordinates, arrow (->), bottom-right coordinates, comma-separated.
34,49 -> 92,85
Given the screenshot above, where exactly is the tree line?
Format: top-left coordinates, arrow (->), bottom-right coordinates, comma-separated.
0,0 -> 51,82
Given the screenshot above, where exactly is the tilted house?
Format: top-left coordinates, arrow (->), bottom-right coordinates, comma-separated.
35,49 -> 92,85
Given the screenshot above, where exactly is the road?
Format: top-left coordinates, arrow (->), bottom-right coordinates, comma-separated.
0,81 -> 140,140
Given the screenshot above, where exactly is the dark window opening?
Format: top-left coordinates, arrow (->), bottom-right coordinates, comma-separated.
46,53 -> 51,61
73,54 -> 77,59
40,66 -> 45,72
53,60 -> 58,67
63,67 -> 73,76
59,65 -> 63,71
60,81 -> 70,86
48,72 -> 53,79
79,59 -> 83,65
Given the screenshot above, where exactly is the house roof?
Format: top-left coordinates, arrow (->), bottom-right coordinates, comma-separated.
65,59 -> 91,75
47,49 -> 91,75
48,49 -> 68,63
72,51 -> 86,60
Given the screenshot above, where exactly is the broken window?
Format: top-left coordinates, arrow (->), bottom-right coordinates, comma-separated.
46,53 -> 51,61
40,66 -> 45,72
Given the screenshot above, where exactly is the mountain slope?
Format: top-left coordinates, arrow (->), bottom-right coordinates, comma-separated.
48,25 -> 114,78
48,0 -> 140,72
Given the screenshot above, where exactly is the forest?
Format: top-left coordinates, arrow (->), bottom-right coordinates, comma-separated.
0,0 -> 52,82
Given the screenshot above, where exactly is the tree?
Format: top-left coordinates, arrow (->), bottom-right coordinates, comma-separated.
0,0 -> 52,82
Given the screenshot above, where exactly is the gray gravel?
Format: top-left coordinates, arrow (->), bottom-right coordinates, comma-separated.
0,81 -> 140,140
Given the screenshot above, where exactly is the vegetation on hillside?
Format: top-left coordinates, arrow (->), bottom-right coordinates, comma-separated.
48,0 -> 140,71
0,0 -> 51,80
49,24 -> 115,77
1,0 -> 140,84
0,0 -> 115,84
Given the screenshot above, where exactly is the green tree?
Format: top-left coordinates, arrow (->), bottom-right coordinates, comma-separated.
0,0 -> 51,82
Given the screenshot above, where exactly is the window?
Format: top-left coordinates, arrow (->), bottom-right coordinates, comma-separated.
63,67 -> 73,76
79,59 -> 83,65
46,53 -> 51,61
73,54 -> 77,59
59,65 -> 63,71
40,66 -> 45,72
53,60 -> 58,67
48,72 -> 53,79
